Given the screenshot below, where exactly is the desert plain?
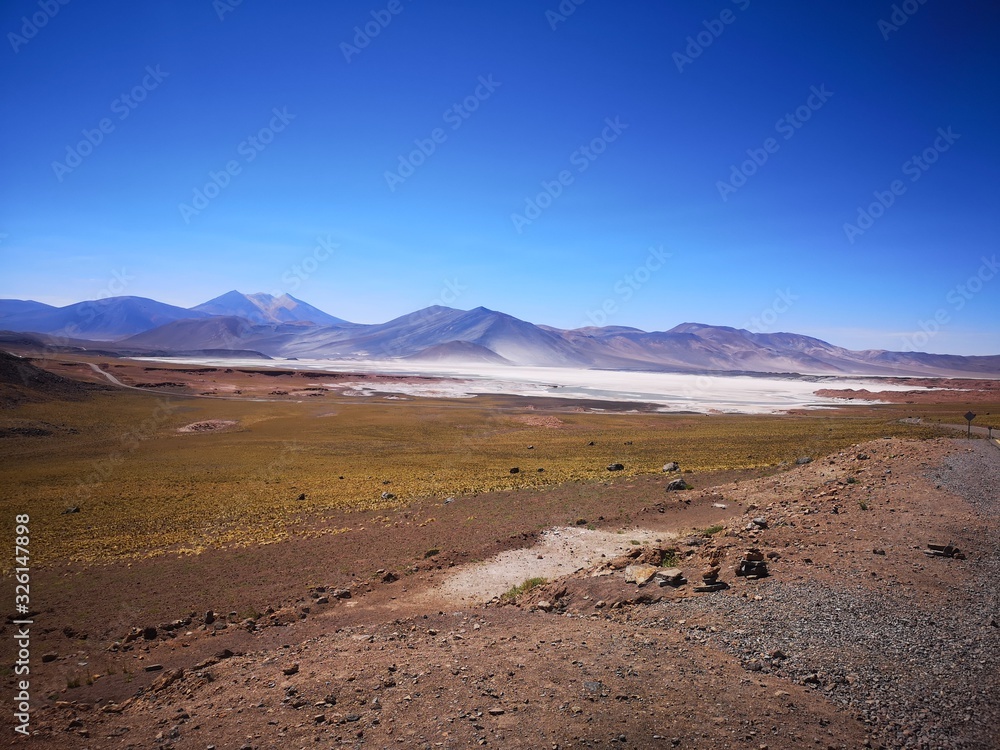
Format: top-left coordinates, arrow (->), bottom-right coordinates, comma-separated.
1,350 -> 999,749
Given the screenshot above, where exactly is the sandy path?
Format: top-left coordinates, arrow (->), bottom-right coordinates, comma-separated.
426,525 -> 676,604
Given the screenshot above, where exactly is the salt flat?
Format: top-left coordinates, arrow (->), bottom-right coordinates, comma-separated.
134,357 -> 931,413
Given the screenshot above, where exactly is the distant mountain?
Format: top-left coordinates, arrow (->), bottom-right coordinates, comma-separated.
405,340 -> 515,365
4,293 -> 998,377
192,291 -> 348,326
0,299 -> 56,318
0,296 -> 210,340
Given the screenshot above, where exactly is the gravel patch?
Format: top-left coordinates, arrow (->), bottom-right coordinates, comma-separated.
652,440 -> 1000,750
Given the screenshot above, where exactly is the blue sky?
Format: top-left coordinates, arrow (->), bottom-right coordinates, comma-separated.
1,0 -> 998,354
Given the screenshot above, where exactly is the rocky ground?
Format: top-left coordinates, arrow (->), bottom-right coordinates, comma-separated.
5,437 -> 999,749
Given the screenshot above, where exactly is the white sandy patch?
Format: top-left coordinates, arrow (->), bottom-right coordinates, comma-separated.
426,526 -> 675,605
132,357 -> 937,414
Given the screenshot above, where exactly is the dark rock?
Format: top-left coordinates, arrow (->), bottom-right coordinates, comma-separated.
509,467 -> 519,474
282,663 -> 299,676
795,456 -> 813,465
142,626 -> 157,640
665,478 -> 690,492
607,463 -> 624,471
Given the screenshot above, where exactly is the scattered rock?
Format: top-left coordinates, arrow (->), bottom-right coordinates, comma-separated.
607,463 -> 624,471
751,517 -> 768,529
381,491 -> 395,500
509,467 -> 520,474
662,462 -> 680,472
736,550 -> 769,579
655,567 -> 686,587
624,564 -> 659,585
795,456 -> 813,465
665,478 -> 690,492
142,626 -> 157,640
144,664 -> 163,672
924,543 -> 966,559
536,601 -> 553,612
283,663 -> 300,676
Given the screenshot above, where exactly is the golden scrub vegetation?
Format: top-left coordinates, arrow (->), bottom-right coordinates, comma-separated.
0,390 -> 942,566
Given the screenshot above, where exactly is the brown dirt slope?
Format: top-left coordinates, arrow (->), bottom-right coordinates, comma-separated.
5,437 -> 998,749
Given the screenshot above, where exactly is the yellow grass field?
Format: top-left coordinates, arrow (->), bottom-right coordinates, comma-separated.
0,388 -> 951,566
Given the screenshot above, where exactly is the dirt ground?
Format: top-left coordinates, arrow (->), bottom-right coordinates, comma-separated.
5,433 -> 998,749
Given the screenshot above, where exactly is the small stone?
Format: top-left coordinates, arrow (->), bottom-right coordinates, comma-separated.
624,564 -> 659,585
751,517 -> 768,529
795,456 -> 813,465
142,626 -> 157,640
144,664 -> 163,672
662,462 -> 680,472
665,478 -> 690,492
488,707 -> 505,715
283,663 -> 299,676
509,467 -> 520,474
536,601 -> 553,612
606,463 -> 624,471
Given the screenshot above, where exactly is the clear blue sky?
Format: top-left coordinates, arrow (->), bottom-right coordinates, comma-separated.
1,0 -> 998,354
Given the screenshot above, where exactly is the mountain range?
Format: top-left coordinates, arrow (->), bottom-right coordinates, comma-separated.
1,291 -> 997,377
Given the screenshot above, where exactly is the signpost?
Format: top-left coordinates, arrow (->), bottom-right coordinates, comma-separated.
964,411 -> 976,439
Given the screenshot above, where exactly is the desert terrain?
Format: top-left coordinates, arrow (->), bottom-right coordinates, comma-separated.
1,350 -> 998,749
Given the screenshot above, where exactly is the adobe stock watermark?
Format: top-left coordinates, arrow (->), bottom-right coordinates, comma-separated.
878,0 -> 929,40
270,235 -> 338,294
899,255 -> 997,351
842,126 -> 959,244
742,289 -> 798,333
673,0 -> 751,73
384,75 -> 501,192
510,116 -> 628,234
716,84 -> 833,201
178,106 -> 295,223
214,0 -> 243,21
546,0 -> 586,31
341,0 -> 406,63
8,0 -> 70,53
583,245 -> 671,327
51,65 -> 169,182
